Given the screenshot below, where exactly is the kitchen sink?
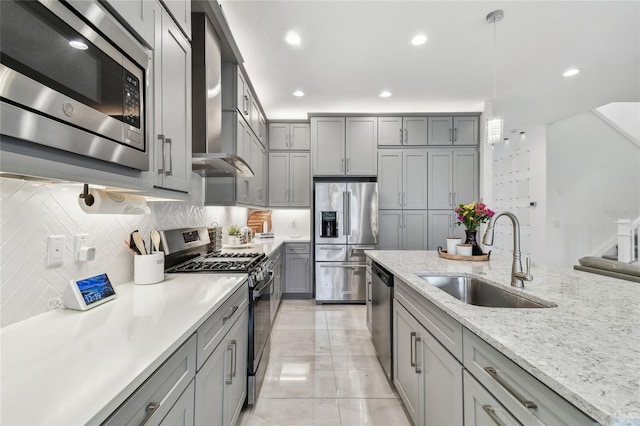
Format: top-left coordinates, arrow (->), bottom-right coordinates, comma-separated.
418,275 -> 554,308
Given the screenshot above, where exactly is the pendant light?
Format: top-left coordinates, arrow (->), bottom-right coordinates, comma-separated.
485,10 -> 504,144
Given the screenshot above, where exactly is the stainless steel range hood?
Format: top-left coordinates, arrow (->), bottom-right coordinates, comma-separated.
191,13 -> 253,178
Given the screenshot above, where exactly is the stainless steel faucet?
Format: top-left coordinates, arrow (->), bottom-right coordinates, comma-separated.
482,211 -> 533,288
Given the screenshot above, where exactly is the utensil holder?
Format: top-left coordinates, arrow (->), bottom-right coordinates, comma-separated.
134,253 -> 164,285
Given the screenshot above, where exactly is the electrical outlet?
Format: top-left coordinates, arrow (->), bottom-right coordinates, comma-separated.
74,234 -> 89,261
47,235 -> 65,267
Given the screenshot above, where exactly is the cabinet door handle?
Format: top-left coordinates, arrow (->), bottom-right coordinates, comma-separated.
484,367 -> 538,409
165,138 -> 173,176
225,344 -> 234,384
449,192 -> 453,206
157,134 -> 165,173
454,127 -> 458,142
410,332 -> 416,367
453,192 -> 456,206
243,95 -> 249,115
140,402 -> 161,426
403,192 -> 407,206
414,336 -> 422,373
346,158 -> 349,173
404,128 -> 408,144
481,405 -> 506,426
449,128 -> 452,142
399,127 -> 403,144
222,305 -> 239,324
231,340 -> 237,378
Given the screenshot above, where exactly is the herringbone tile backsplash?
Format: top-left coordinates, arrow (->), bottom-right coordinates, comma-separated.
0,179 -> 310,328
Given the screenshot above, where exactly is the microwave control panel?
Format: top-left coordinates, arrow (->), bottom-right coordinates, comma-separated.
123,71 -> 141,129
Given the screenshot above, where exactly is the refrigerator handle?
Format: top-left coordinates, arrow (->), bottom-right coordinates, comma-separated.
343,191 -> 351,235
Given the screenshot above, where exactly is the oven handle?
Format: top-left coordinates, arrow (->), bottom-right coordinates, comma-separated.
252,273 -> 274,299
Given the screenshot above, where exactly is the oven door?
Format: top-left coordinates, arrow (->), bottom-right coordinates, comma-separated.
0,0 -> 149,171
251,272 -> 273,372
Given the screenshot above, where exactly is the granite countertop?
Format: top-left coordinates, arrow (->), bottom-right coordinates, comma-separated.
365,250 -> 640,426
0,274 -> 246,426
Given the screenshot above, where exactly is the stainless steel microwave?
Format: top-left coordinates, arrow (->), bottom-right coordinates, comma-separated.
0,0 -> 150,171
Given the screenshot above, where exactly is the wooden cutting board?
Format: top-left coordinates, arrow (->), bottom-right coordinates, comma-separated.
248,210 -> 272,233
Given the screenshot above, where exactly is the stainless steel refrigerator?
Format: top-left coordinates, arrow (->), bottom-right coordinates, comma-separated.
314,182 -> 378,302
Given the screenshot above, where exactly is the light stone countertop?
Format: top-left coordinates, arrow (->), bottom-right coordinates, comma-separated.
222,237 -> 310,257
365,250 -> 640,426
0,273 -> 247,426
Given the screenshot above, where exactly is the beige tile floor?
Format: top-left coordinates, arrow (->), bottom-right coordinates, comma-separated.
238,300 -> 411,426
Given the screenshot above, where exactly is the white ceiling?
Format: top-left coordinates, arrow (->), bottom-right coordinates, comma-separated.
218,1 -> 640,130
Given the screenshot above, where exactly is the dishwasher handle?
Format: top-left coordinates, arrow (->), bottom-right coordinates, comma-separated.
372,263 -> 393,287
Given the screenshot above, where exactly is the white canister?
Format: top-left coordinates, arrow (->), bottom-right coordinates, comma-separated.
446,238 -> 462,255
456,244 -> 473,257
134,253 -> 165,285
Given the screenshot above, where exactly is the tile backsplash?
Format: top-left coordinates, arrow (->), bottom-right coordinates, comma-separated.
0,178 -> 310,328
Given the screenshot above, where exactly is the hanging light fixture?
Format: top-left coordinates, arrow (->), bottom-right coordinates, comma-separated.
485,10 -> 504,144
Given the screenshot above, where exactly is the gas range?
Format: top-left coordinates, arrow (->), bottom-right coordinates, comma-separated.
159,227 -> 271,288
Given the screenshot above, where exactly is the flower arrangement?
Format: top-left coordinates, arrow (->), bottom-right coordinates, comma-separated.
455,201 -> 495,231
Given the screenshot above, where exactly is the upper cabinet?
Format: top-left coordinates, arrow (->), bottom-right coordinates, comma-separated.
268,152 -> 310,207
152,6 -> 191,192
378,149 -> 428,210
103,0 -> 156,47
269,123 -> 310,150
428,116 -> 479,146
378,117 -> 427,146
427,150 -> 478,209
223,64 -> 266,146
311,116 -> 377,176
160,0 -> 191,40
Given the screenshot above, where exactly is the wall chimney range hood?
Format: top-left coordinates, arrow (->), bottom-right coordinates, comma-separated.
191,13 -> 253,178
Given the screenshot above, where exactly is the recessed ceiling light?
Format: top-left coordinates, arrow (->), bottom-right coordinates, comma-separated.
69,40 -> 88,50
563,68 -> 581,77
379,91 -> 392,98
293,90 -> 305,97
285,31 -> 301,46
411,34 -> 427,46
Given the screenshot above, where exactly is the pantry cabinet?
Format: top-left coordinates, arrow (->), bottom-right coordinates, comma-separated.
378,149 -> 427,210
311,116 -> 377,176
378,116 -> 428,146
378,210 -> 427,250
268,152 -> 310,207
153,7 -> 191,193
269,123 -> 310,150
428,116 -> 479,146
428,150 -> 478,209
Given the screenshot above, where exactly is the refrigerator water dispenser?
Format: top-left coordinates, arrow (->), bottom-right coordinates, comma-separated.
321,212 -> 338,238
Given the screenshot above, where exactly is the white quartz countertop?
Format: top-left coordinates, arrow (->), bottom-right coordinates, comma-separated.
365,250 -> 640,426
222,237 -> 310,257
0,273 -> 246,426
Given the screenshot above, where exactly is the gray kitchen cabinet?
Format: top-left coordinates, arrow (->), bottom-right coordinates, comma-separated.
103,0 -> 155,46
285,243 -> 312,296
195,301 -> 248,426
236,117 -> 253,204
378,149 -> 427,210
159,380 -> 195,426
378,117 -> 428,146
268,152 -> 310,207
312,116 -> 377,176
153,7 -> 192,193
104,335 -> 197,426
311,117 -> 345,175
463,371 -> 520,426
222,64 -> 266,145
366,256 -> 373,333
269,122 -> 310,150
394,287 -> 463,426
161,0 -> 190,40
378,210 -> 427,250
236,130 -> 267,207
346,117 -> 378,175
428,116 -> 479,146
428,150 -> 478,209
271,246 -> 284,323
428,210 -> 465,250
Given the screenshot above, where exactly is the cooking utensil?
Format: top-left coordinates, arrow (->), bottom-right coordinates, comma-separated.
150,230 -> 161,253
132,231 -> 147,255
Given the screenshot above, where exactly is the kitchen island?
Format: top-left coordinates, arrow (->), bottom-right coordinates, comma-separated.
366,250 -> 640,426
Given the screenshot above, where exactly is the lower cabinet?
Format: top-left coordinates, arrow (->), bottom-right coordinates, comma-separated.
271,245 -> 284,322
195,303 -> 248,426
392,279 -> 596,426
394,298 -> 463,426
284,243 -> 312,296
160,380 -> 195,426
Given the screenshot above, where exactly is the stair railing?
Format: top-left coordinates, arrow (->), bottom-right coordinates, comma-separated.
616,217 -> 640,263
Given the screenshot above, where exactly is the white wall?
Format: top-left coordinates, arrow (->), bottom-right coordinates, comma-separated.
487,126 -> 547,262
546,111 -> 640,267
0,178 -> 311,327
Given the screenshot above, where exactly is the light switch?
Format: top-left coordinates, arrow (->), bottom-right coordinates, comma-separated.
47,235 -> 65,267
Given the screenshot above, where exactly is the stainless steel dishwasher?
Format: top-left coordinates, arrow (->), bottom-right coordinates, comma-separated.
371,262 -> 394,380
